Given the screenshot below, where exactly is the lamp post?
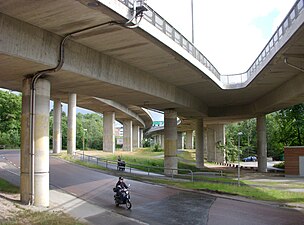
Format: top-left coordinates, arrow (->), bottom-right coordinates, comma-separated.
83,128 -> 87,160
237,132 -> 243,186
191,0 -> 194,43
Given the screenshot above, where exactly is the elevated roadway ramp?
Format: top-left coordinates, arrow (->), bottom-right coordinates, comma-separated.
0,0 -> 303,124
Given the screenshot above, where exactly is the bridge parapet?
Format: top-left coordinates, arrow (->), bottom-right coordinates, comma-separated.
118,0 -> 221,79
221,0 -> 304,87
119,0 -> 304,87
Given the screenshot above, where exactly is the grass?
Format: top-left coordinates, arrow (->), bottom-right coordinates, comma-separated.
136,177 -> 304,204
0,179 -> 19,193
242,180 -> 304,188
59,154 -> 109,172
2,210 -> 85,225
177,181 -> 304,203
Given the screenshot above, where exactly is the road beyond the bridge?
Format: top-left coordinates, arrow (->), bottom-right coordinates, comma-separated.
0,150 -> 304,225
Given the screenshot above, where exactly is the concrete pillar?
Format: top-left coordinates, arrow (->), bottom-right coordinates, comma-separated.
203,127 -> 208,159
257,115 -> 267,172
196,119 -> 204,168
185,130 -> 193,149
215,124 -> 225,163
132,125 -> 140,149
53,99 -> 62,154
206,124 -> 225,163
20,78 -> 31,204
103,112 -> 115,153
123,120 -> 132,151
20,78 -> 50,207
207,127 -> 216,162
67,93 -> 76,155
164,109 -> 178,175
139,128 -> 143,147
177,132 -> 184,149
161,134 -> 165,149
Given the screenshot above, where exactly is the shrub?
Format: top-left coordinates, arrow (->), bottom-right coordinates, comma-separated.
273,161 -> 285,169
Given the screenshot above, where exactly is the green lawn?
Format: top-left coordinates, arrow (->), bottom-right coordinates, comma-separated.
0,178 -> 19,193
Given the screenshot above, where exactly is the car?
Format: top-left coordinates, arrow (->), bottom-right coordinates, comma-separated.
242,156 -> 257,162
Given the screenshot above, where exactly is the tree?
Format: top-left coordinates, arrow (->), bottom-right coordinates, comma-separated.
225,119 -> 256,161
76,113 -> 103,150
0,91 -> 22,148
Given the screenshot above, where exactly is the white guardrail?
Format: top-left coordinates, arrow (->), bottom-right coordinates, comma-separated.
118,0 -> 304,86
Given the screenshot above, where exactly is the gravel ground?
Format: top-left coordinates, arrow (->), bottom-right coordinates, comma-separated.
0,193 -> 22,221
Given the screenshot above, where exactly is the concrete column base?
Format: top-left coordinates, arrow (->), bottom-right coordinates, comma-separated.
164,156 -> 178,175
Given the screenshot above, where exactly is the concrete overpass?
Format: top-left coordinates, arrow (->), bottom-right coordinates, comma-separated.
51,94 -> 153,153
0,0 -> 304,206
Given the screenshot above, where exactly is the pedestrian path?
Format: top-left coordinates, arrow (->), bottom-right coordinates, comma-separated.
49,189 -> 147,225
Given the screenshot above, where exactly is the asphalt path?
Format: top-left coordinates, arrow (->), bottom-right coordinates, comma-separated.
1,150 -> 304,225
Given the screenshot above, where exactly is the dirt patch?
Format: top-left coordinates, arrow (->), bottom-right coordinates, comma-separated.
0,193 -> 22,221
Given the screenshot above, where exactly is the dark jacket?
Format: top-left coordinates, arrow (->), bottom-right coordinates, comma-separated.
116,180 -> 128,189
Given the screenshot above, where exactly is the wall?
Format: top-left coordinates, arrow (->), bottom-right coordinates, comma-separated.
284,146 -> 304,176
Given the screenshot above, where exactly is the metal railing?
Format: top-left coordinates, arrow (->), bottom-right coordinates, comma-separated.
118,0 -> 304,86
220,0 -> 304,86
74,152 -> 194,182
118,0 -> 221,79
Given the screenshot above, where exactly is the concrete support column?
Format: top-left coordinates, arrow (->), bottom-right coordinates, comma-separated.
20,78 -> 50,207
123,120 -> 133,151
185,130 -> 193,149
164,109 -> 178,175
103,112 -> 115,153
53,99 -> 62,154
215,124 -> 225,163
155,134 -> 161,146
177,132 -> 184,149
207,127 -> 216,162
20,78 -> 31,204
161,134 -> 165,149
132,125 -> 140,149
195,119 -> 204,168
139,128 -> 143,147
257,115 -> 267,172
203,127 -> 208,159
67,93 -> 77,155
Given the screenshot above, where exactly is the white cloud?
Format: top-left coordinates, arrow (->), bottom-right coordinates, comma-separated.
147,0 -> 297,74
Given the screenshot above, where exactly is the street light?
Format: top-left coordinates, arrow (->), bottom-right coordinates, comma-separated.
191,0 -> 194,43
237,132 -> 243,186
83,128 -> 87,160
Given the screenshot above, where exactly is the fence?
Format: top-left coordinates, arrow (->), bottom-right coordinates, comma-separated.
74,152 -> 194,182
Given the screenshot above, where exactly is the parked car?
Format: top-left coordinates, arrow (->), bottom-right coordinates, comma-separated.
242,156 -> 257,162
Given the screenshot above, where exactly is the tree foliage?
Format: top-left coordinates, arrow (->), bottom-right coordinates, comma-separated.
225,103 -> 304,161
49,111 -> 103,150
0,91 -> 22,147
